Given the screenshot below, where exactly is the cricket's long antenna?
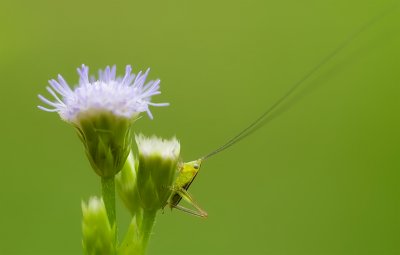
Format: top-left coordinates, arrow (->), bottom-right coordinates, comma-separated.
201,8 -> 393,161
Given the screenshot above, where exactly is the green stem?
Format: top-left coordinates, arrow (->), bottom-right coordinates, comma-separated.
139,210 -> 157,253
101,177 -> 116,226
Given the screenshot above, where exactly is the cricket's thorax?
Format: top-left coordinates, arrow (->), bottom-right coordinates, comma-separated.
175,159 -> 202,187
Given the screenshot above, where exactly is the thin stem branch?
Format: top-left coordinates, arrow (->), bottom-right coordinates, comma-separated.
101,177 -> 116,226
139,210 -> 157,253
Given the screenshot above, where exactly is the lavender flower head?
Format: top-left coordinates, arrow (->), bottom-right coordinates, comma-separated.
38,64 -> 168,123
38,65 -> 169,178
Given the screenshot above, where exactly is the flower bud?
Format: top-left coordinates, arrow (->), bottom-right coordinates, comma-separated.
135,134 -> 180,212
116,151 -> 142,216
82,197 -> 116,255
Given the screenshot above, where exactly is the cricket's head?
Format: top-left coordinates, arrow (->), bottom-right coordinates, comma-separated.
180,159 -> 203,174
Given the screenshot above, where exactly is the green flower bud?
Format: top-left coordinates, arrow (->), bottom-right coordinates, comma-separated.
116,150 -> 142,216
75,111 -> 134,178
135,134 -> 180,212
82,197 -> 116,255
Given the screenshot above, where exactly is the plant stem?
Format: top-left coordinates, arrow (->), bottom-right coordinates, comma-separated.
139,210 -> 157,253
101,177 -> 116,226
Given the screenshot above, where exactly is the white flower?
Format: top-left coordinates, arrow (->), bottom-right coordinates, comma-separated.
38,64 -> 169,123
135,134 -> 181,211
135,134 -> 180,160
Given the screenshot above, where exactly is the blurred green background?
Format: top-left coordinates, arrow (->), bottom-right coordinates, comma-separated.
0,0 -> 399,254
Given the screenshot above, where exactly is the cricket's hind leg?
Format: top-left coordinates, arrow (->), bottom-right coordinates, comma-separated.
171,188 -> 208,218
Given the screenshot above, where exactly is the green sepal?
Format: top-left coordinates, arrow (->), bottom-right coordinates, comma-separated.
137,154 -> 177,211
74,111 -> 135,178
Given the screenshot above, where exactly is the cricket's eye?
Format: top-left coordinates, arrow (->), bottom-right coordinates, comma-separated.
193,163 -> 199,169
